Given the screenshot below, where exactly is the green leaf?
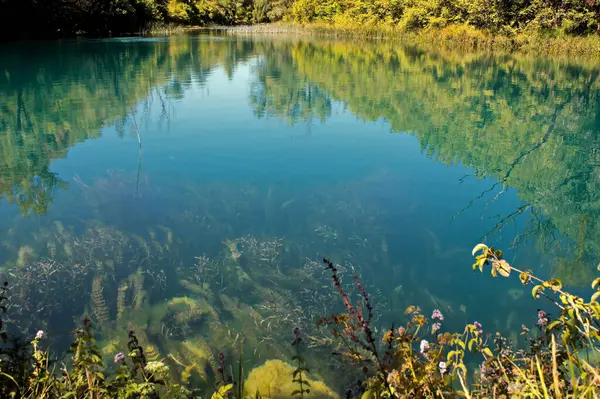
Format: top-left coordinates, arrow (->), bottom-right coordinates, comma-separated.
472,243 -> 488,256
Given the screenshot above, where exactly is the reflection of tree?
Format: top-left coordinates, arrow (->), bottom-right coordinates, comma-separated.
249,41 -> 332,126
248,39 -> 600,284
0,36 -> 259,215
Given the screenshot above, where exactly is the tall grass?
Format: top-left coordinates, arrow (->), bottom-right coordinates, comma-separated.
224,22 -> 600,57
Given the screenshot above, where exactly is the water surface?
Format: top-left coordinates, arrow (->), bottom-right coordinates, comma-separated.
0,33 -> 598,392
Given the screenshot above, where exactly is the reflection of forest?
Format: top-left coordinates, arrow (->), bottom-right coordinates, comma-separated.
247,39 -> 600,281
2,34 -> 599,280
0,35 -> 258,216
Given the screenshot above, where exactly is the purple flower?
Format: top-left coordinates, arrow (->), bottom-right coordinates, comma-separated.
35,330 -> 44,340
114,352 -> 125,363
432,309 -> 444,320
432,323 -> 441,334
474,321 -> 482,329
537,310 -> 549,327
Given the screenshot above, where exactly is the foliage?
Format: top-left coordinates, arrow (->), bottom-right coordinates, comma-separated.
0,318 -> 191,398
318,249 -> 600,398
4,0 -> 600,41
284,0 -> 600,38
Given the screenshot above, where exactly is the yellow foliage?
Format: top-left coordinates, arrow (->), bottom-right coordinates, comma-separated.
245,359 -> 339,399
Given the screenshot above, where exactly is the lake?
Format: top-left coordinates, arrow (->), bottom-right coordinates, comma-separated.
0,32 -> 598,393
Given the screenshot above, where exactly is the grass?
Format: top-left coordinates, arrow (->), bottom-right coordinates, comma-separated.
222,22 -> 600,57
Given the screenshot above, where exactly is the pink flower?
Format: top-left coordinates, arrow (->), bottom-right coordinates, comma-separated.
114,352 -> 125,363
432,309 -> 444,320
432,323 -> 441,334
35,330 -> 44,340
420,339 -> 430,354
439,361 -> 447,375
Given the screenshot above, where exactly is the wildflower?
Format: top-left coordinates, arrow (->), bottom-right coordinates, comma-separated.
473,321 -> 483,335
432,322 -> 441,334
537,310 -> 549,327
35,330 -> 44,340
397,326 -> 406,336
420,339 -> 430,355
387,369 -> 401,388
439,361 -> 447,375
431,309 -> 444,320
480,361 -> 487,381
145,361 -> 170,380
382,329 -> 394,344
114,352 -> 126,363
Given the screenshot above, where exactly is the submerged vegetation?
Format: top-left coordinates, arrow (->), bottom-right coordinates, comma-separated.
0,237 -> 599,397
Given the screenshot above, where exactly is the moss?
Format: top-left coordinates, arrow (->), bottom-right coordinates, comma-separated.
244,359 -> 339,399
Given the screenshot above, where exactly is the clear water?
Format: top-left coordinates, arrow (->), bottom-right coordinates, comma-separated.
0,32 -> 598,392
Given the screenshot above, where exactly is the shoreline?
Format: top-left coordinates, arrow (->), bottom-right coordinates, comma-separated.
216,22 -> 600,58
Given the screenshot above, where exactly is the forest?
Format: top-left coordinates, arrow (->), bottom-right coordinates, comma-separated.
2,0 -> 600,40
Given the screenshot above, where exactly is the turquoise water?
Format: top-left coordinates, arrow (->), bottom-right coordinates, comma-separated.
0,33 -> 598,392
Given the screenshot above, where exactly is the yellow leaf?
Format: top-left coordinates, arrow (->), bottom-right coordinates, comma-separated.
482,347 -> 493,357
494,260 -> 511,277
361,390 -> 373,399
472,243 -> 488,256
211,384 -> 233,399
532,285 -> 545,299
543,278 -> 562,292
519,271 -> 530,286
592,291 -> 600,303
592,278 -> 600,290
